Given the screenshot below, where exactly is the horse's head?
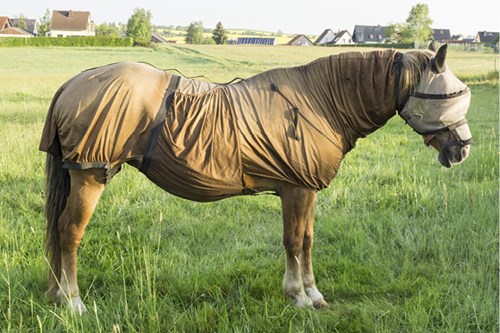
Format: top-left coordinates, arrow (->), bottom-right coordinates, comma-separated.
399,43 -> 472,168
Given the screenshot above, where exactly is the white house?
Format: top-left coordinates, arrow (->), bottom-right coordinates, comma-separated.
46,10 -> 95,37
330,30 -> 354,45
315,29 -> 336,45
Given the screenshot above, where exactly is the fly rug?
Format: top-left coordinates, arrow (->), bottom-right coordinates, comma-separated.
40,43 -> 472,313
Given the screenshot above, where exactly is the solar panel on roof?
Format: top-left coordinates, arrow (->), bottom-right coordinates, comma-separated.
237,37 -> 275,45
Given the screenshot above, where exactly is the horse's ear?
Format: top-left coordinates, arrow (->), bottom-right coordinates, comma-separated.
429,41 -> 438,52
431,44 -> 448,74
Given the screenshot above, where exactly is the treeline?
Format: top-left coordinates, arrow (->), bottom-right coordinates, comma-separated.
0,36 -> 134,47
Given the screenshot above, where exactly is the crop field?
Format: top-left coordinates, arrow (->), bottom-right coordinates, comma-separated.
0,45 -> 498,332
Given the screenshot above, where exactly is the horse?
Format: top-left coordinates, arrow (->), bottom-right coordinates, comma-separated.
39,43 -> 472,313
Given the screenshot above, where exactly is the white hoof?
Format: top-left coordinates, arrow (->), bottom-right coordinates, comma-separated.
305,286 -> 329,309
67,296 -> 87,315
292,294 -> 314,308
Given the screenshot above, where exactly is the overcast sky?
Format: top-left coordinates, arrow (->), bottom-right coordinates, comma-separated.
3,0 -> 499,37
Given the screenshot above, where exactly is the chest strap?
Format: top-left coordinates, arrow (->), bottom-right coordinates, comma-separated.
139,75 -> 180,173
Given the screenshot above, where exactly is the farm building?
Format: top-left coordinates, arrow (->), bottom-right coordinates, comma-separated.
237,37 -> 276,45
287,34 -> 314,46
151,31 -> 176,44
315,29 -> 336,45
47,10 -> 95,37
352,25 -> 388,43
432,28 -> 451,42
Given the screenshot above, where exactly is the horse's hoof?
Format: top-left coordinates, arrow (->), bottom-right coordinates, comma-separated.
292,295 -> 314,309
68,296 -> 87,315
312,298 -> 329,309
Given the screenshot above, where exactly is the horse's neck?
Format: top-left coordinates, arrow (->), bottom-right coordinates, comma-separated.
397,51 -> 433,110
323,50 -> 401,151
240,52 -> 402,153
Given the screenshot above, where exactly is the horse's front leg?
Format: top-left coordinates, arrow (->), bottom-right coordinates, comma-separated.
280,185 -> 325,308
300,212 -> 328,309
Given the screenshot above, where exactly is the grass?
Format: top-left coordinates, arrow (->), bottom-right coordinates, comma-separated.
0,45 -> 498,332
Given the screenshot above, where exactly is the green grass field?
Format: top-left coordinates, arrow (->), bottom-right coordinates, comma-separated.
0,46 -> 498,332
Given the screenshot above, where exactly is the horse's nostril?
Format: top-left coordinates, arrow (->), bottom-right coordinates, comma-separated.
461,145 -> 470,159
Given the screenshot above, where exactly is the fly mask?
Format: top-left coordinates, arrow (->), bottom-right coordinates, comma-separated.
399,45 -> 472,146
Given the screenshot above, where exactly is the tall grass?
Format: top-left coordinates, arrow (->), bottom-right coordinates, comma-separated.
0,46 -> 498,332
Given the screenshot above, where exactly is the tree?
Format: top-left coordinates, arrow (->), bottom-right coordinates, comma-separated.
212,22 -> 228,45
96,23 -> 120,38
385,22 -> 408,43
17,14 -> 27,30
405,3 -> 433,45
185,21 -> 204,44
126,8 -> 153,45
38,9 -> 51,36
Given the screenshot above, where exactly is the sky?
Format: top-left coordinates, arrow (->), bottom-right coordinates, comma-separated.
3,0 -> 499,37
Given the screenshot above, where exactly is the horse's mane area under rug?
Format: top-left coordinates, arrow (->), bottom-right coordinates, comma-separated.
40,50 -> 401,201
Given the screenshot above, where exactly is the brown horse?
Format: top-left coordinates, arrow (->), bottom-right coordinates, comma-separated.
40,43 -> 471,313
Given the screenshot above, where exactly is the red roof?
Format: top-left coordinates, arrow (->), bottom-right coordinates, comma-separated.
0,16 -> 12,30
0,26 -> 33,36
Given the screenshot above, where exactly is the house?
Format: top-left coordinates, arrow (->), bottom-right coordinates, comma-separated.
287,34 -> 314,46
0,26 -> 34,37
475,31 -> 499,43
447,34 -> 471,45
0,16 -> 33,37
352,25 -> 388,43
10,18 -> 38,35
330,30 -> 354,45
432,28 -> 451,42
237,37 -> 275,45
315,29 -> 336,45
47,10 -> 95,37
0,16 -> 12,30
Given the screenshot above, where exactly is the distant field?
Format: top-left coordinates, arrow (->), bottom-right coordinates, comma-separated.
154,27 -> 299,44
0,46 -> 498,332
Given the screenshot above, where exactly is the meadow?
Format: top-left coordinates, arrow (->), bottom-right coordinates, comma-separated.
0,45 -> 498,332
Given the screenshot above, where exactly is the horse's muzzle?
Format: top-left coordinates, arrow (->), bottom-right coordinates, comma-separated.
438,143 -> 470,168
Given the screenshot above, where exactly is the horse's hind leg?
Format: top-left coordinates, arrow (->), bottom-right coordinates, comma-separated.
280,185 -> 326,308
57,168 -> 106,313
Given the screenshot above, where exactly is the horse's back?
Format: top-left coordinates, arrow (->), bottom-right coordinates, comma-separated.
40,62 -> 171,173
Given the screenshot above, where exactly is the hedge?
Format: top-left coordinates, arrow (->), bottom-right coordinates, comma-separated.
0,36 -> 134,47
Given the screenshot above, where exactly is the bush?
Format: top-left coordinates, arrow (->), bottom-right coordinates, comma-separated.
132,38 -> 153,48
0,36 -> 134,47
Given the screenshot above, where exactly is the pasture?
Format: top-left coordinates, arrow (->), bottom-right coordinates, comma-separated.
0,45 -> 498,332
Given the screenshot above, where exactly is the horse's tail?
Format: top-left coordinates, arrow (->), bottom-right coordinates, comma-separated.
44,153 -> 70,298
42,86 -> 70,298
